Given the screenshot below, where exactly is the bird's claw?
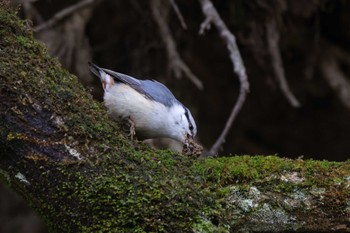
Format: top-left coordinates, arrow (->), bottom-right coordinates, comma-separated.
127,118 -> 136,140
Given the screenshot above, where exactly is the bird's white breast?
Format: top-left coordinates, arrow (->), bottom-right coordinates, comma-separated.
104,84 -> 172,139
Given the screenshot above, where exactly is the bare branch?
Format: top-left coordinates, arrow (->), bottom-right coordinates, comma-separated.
33,0 -> 102,33
151,0 -> 203,90
37,7 -> 94,85
326,41 -> 350,66
168,0 -> 187,29
321,47 -> 350,109
129,0 -> 149,19
199,17 -> 212,35
265,18 -> 301,108
304,14 -> 320,80
198,0 -> 250,157
15,0 -> 43,25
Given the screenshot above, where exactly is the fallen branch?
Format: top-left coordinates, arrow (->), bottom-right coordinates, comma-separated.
151,0 -> 203,90
198,0 -> 250,156
265,18 -> 300,108
33,0 -> 102,33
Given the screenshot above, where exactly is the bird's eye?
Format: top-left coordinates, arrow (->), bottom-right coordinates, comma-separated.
189,125 -> 193,131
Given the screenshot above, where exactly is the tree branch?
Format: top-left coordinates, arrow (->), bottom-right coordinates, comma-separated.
198,0 -> 250,156
36,6 -> 94,85
265,18 -> 301,108
168,0 -> 187,29
320,43 -> 350,110
151,0 -> 203,90
16,0 -> 43,25
33,0 -> 102,33
0,4 -> 349,232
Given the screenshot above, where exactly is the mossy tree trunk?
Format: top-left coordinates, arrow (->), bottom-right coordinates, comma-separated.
0,4 -> 349,233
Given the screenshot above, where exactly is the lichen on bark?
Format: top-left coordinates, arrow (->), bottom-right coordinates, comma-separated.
194,156 -> 350,232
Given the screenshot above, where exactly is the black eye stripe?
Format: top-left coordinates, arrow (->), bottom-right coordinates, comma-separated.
184,108 -> 194,133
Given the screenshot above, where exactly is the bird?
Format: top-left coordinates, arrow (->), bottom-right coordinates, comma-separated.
88,62 -> 197,144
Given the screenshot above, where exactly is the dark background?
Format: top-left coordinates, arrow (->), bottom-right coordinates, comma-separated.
2,0 -> 350,232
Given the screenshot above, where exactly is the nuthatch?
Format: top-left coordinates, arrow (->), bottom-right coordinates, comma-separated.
88,62 -> 197,143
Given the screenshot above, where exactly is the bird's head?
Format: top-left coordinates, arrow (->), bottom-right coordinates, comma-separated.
168,103 -> 197,143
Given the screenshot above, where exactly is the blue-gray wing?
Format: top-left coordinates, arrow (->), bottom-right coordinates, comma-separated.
103,69 -> 177,107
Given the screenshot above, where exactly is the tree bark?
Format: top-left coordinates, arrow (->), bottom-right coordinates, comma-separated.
0,4 -> 349,233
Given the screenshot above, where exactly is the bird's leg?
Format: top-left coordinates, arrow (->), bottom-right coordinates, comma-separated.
127,117 -> 136,140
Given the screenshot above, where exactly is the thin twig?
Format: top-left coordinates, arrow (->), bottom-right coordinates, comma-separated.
168,0 -> 187,29
151,0 -> 203,90
129,0 -> 149,19
37,7 -> 94,85
326,40 -> 350,66
265,19 -> 300,108
321,44 -> 350,109
321,56 -> 350,109
33,0 -> 102,33
198,0 -> 250,157
20,0 -> 43,25
304,13 -> 320,80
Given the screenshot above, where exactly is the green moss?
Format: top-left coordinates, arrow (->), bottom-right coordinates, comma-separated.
194,155 -> 349,187
20,147 -> 217,233
0,169 -> 10,185
193,155 -> 349,230
1,3 -> 349,232
0,2 -> 126,150
16,35 -> 33,47
0,7 -> 218,228
192,217 -> 229,233
0,4 -> 218,232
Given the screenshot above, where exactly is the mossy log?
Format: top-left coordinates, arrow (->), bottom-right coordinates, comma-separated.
0,4 -> 349,233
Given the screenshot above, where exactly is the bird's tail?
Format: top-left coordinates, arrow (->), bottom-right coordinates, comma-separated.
88,62 -> 115,90
88,62 -> 103,78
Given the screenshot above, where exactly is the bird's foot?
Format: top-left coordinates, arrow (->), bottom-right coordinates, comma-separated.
127,118 -> 136,140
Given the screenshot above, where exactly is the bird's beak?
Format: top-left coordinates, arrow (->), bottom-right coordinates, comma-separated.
186,134 -> 193,140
